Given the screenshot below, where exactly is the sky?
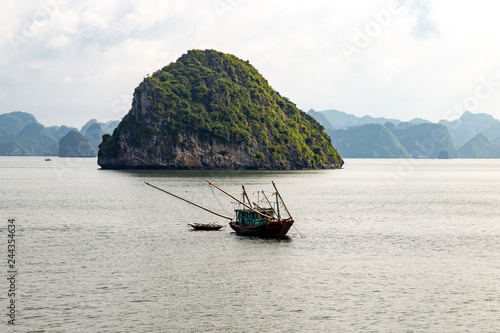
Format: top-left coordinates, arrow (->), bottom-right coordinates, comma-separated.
2,0 -> 500,129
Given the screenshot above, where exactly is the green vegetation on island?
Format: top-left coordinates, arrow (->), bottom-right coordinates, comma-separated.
99,49 -> 343,169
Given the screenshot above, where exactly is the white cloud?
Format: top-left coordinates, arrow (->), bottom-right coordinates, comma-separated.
81,11 -> 110,30
3,0 -> 500,127
120,1 -> 172,31
47,34 -> 71,48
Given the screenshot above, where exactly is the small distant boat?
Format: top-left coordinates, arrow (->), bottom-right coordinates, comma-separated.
44,158 -> 52,161
188,223 -> 224,230
145,180 -> 294,237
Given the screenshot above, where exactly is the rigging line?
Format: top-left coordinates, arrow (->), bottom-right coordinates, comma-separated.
210,184 -> 232,215
292,224 -> 305,238
206,180 -> 274,219
261,191 -> 276,217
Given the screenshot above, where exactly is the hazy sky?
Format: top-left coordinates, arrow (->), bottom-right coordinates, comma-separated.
2,0 -> 500,128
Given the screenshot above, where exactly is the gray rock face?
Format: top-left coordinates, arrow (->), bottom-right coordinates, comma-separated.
102,131 -> 258,169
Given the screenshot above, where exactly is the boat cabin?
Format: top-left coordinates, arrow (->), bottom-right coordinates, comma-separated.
235,208 -> 274,226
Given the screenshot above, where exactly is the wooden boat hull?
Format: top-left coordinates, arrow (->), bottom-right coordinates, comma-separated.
188,223 -> 223,230
229,219 -> 294,237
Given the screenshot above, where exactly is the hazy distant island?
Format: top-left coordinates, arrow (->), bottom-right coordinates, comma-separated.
59,130 -> 97,157
0,111 -> 118,157
308,109 -> 500,159
98,49 -> 343,170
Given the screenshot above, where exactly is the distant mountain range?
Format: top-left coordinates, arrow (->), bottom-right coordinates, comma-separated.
309,109 -> 500,158
3,108 -> 499,159
0,111 -> 118,157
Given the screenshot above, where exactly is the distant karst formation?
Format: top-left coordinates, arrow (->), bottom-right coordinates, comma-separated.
98,49 -> 343,170
0,111 -> 118,157
59,130 -> 97,157
309,109 -> 500,159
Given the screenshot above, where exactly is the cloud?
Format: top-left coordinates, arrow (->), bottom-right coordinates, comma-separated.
2,0 -> 500,127
120,1 -> 172,31
81,10 -> 111,30
410,0 -> 439,39
47,34 -> 71,48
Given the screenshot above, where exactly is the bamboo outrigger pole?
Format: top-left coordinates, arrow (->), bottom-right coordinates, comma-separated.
144,182 -> 233,220
206,180 -> 273,219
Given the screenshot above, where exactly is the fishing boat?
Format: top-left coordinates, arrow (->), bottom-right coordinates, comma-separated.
229,208 -> 294,237
188,223 -> 224,230
207,181 -> 294,237
145,180 -> 294,237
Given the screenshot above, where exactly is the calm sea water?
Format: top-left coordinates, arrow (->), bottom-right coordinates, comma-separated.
1,157 -> 499,332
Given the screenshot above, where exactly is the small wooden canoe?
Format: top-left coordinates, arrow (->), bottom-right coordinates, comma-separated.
188,223 -> 224,230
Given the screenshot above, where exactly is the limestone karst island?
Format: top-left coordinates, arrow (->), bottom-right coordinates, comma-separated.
98,49 -> 343,170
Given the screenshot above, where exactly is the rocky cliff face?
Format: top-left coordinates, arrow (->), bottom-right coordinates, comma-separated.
98,49 -> 343,170
102,129 -> 265,169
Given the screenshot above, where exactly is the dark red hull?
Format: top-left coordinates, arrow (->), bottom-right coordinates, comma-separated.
229,218 -> 294,237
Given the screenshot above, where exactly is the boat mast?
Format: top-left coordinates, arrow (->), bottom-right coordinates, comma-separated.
275,192 -> 280,219
206,180 -> 273,219
144,182 -> 233,220
242,185 -> 251,206
272,181 -> 292,219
